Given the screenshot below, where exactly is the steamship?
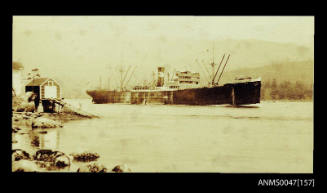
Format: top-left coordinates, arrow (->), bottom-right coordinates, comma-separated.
86,53 -> 261,106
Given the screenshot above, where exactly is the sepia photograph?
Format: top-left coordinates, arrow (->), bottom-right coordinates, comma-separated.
12,16 -> 314,173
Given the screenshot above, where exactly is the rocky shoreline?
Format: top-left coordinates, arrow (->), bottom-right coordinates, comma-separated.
12,95 -> 131,173
12,149 -> 131,173
12,111 -> 131,172
12,111 -> 97,128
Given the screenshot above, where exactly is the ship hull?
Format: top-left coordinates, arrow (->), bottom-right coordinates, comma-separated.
86,90 -> 131,104
86,81 -> 261,105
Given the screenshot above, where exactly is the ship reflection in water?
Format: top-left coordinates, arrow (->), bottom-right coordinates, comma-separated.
13,100 -> 313,173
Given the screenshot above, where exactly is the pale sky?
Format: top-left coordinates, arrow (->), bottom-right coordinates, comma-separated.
13,16 -> 314,89
13,16 -> 314,44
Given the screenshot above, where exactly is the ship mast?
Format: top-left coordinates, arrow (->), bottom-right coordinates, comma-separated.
195,59 -> 211,84
124,65 -> 137,89
119,65 -> 124,91
212,54 -> 226,84
207,46 -> 231,86
119,44 -> 125,91
216,54 -> 231,85
195,45 -> 230,87
121,65 -> 132,88
211,44 -> 215,85
116,64 -> 138,91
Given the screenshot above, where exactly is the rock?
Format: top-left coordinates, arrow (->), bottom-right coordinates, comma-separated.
112,164 -> 131,173
12,127 -> 21,133
77,163 -> 107,173
22,115 -> 30,120
12,114 -> 22,122
12,149 -> 31,161
12,160 -> 39,172
61,104 -> 98,118
16,102 -> 35,112
31,136 -> 40,147
112,165 -> 123,173
33,149 -> 70,170
12,95 -> 24,108
16,108 -> 24,112
32,117 -> 63,128
71,152 -> 100,162
25,112 -> 32,116
35,161 -> 52,169
34,149 -> 64,162
54,155 -> 70,168
35,113 -> 43,118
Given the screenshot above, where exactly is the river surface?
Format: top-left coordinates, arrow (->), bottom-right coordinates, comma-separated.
12,100 -> 313,173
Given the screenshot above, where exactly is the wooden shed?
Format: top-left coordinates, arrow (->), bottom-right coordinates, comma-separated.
25,78 -> 61,99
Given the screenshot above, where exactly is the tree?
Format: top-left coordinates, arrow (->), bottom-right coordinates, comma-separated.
270,78 -> 278,100
303,84 -> 313,100
279,80 -> 291,100
294,81 -> 305,100
265,79 -> 271,89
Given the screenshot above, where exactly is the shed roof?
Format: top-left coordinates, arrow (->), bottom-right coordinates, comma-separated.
25,78 -> 49,86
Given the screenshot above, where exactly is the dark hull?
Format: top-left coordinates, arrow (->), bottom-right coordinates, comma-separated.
86,90 -> 131,104
86,81 -> 261,105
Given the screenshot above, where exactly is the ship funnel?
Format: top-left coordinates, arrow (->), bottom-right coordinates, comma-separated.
157,67 -> 165,87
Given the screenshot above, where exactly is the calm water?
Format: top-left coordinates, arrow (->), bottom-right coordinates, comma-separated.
13,100 -> 313,173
